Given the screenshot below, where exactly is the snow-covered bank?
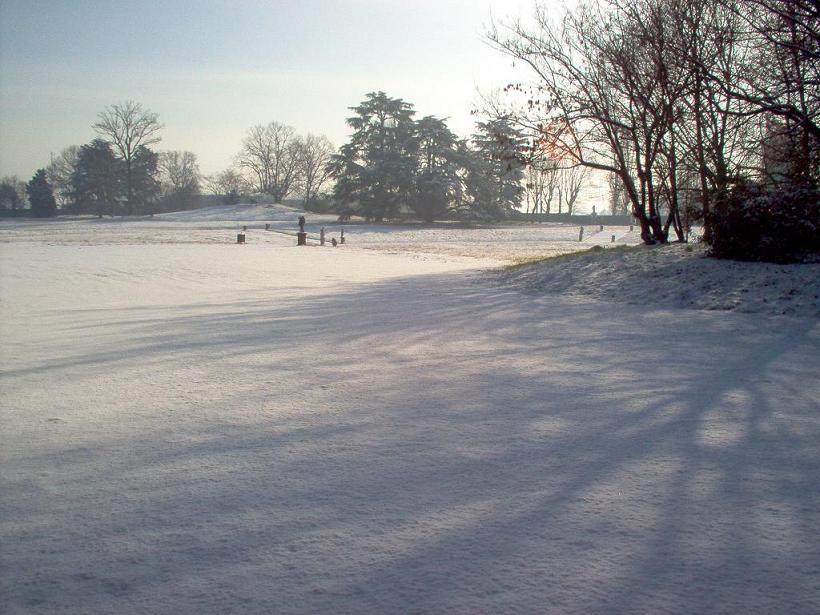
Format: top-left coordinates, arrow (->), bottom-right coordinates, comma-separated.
498,242 -> 820,318
1,216 -> 819,614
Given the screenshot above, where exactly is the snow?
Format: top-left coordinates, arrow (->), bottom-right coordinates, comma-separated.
156,202 -> 338,223
1,208 -> 819,614
497,242 -> 820,318
0,202 -> 643,261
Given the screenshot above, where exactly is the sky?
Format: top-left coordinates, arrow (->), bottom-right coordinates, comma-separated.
0,0 -> 543,179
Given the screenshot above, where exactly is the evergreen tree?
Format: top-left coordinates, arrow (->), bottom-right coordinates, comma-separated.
129,146 -> 160,214
472,118 -> 527,219
411,116 -> 462,222
26,169 -> 57,218
71,139 -> 123,217
329,92 -> 417,221
459,143 -> 497,218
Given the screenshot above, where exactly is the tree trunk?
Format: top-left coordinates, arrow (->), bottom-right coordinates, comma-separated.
667,122 -> 685,241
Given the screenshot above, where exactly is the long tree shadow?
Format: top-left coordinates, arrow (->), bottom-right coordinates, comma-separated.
2,269 -> 819,613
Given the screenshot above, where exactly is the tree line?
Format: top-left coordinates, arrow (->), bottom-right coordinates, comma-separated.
0,101 -> 338,217
489,0 -> 819,254
328,91 -> 532,222
2,93 -> 555,223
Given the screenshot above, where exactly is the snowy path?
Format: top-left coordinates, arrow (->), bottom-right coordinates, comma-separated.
1,232 -> 819,613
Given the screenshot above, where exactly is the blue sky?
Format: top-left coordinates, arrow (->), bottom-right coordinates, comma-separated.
0,0 -> 538,178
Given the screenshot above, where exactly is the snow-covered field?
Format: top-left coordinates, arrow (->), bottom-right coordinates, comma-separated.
0,203 -> 641,262
1,205 -> 819,614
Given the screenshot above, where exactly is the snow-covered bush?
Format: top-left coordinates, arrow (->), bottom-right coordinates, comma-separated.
707,181 -> 820,263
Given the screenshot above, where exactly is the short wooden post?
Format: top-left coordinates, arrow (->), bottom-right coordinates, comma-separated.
237,233 -> 246,244
599,224 -> 604,231
579,227 -> 584,242
340,228 -> 345,244
297,215 -> 307,245
320,227 -> 325,246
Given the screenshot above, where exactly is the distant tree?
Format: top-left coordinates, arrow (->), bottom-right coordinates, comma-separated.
45,146 -> 80,210
525,159 -> 560,214
0,182 -> 18,210
557,164 -> 590,215
471,118 -> 527,218
71,139 -> 123,217
206,168 -> 249,204
26,169 -> 57,218
609,171 -> 631,215
159,150 -> 200,211
237,122 -> 302,201
328,91 -> 418,221
528,120 -> 590,215
93,100 -> 162,215
0,176 -> 25,210
298,134 -> 335,210
130,146 -> 161,214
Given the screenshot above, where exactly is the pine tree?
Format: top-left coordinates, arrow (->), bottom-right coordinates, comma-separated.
129,146 -> 160,214
71,139 -> 123,217
26,169 -> 57,218
459,143 -> 496,219
472,118 -> 527,219
411,116 -> 462,222
329,92 -> 418,221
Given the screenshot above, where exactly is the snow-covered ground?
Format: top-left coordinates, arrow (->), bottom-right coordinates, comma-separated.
499,243 -> 820,318
0,202 -> 641,261
1,206 -> 819,614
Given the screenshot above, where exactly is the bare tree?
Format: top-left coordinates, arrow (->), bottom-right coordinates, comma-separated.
663,0 -> 756,238
94,101 -> 163,215
298,134 -> 334,209
46,145 -> 80,209
724,0 -> 819,132
159,151 -> 200,210
525,158 -> 560,214
557,164 -> 590,215
205,168 -> 249,203
489,0 -> 698,242
723,0 -> 820,183
237,122 -> 302,201
0,176 -> 26,210
609,171 -> 631,215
